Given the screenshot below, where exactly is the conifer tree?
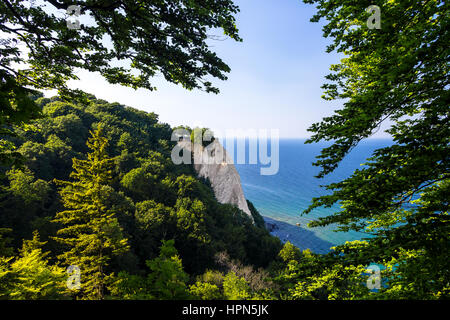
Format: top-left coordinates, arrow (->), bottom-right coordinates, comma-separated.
0,231 -> 66,300
53,125 -> 129,300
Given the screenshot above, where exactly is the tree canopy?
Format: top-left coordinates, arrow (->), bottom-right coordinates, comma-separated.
302,0 -> 449,298
0,0 -> 241,95
0,0 -> 241,167
0,94 -> 281,299
0,0 -> 448,301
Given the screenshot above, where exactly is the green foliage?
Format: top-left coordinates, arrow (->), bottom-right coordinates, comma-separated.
120,155 -> 176,203
0,228 -> 13,257
0,169 -> 53,249
247,200 -> 266,229
0,231 -> 66,300
0,0 -> 241,96
111,271 -> 153,300
121,167 -> 155,200
291,263 -> 369,300
190,258 -> 277,300
275,243 -> 373,300
189,282 -> 222,300
1,93 -> 285,300
223,272 -> 251,300
212,252 -> 276,299
146,240 -> 190,300
112,240 -> 191,300
198,269 -> 227,289
0,0 -> 447,300
278,241 -> 301,263
175,198 -> 209,243
378,246 -> 449,299
52,126 -> 129,299
7,169 -> 51,204
135,200 -> 174,232
190,127 -> 215,147
301,0 -> 450,299
0,71 -> 42,170
3,93 -> 281,279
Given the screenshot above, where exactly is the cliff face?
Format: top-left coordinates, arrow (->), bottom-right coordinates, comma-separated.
178,140 -> 253,220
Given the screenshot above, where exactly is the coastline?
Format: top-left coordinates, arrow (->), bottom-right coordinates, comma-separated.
263,216 -> 333,254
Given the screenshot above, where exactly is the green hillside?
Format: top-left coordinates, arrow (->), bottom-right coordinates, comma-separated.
0,93 -> 282,299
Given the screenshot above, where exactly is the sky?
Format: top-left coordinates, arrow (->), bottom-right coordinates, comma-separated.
44,0 -> 389,139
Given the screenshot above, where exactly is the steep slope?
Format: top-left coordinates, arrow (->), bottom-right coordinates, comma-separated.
0,93 -> 281,276
179,140 -> 252,220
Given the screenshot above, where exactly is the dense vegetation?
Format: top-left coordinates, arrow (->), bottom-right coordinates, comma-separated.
0,0 -> 241,168
0,93 -> 283,299
0,0 -> 448,301
301,0 -> 449,299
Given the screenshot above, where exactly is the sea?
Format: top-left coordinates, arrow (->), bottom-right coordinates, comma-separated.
222,138 -> 393,254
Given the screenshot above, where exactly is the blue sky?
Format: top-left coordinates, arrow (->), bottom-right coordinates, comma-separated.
48,0 -> 388,138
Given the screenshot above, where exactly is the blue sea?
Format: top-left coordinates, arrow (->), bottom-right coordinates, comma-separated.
222,138 -> 393,254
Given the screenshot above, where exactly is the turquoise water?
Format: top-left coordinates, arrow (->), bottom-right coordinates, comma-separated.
224,138 -> 392,253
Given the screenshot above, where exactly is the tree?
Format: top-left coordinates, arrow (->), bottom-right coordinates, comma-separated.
290,262 -> 370,300
1,91 -> 289,300
0,231 -> 67,300
134,200 -> 176,261
0,71 -> 41,169
278,241 -> 301,264
222,271 -> 251,300
146,239 -> 190,300
0,228 -> 13,257
52,125 -> 129,299
1,0 -> 241,172
189,282 -> 222,300
6,168 -> 51,204
111,239 -> 190,300
0,0 -> 241,95
110,271 -> 153,300
302,0 -> 449,298
0,169 -> 52,250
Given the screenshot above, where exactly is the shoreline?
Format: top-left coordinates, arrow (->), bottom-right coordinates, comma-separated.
263,216 -> 333,254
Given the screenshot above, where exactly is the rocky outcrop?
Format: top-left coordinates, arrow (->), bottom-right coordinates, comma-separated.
178,140 -> 253,220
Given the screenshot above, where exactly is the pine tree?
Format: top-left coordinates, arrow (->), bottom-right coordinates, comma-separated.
52,125 -> 129,300
0,231 -> 67,300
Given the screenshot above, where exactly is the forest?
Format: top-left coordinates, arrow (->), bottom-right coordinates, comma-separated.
0,93 -> 284,299
0,0 -> 448,300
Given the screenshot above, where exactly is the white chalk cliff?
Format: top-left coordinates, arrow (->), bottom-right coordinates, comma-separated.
178,140 -> 253,221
